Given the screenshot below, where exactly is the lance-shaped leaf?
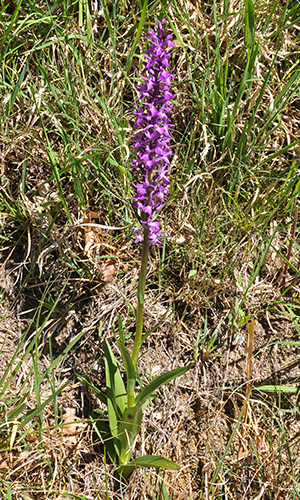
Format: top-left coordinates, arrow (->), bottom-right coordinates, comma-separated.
136,364 -> 193,407
118,341 -> 136,406
116,455 -> 180,480
103,339 -> 127,441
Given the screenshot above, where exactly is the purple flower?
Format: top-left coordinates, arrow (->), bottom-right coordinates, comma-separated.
131,19 -> 174,246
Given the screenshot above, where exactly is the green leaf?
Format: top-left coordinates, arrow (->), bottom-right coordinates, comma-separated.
254,385 -> 299,394
236,56 -> 276,160
223,42 -> 259,150
117,455 -> 180,480
164,13 -> 189,60
93,418 -> 116,464
136,364 -> 193,407
29,91 -> 72,224
99,0 -> 114,42
0,0 -> 23,53
103,339 -> 127,440
240,226 -> 279,309
4,57 -> 29,122
126,0 -> 148,72
19,380 -> 69,430
85,1 -> 93,48
118,403 -> 142,465
76,374 -> 107,406
70,158 -> 86,210
117,315 -> 125,344
118,341 -> 136,399
244,0 -> 255,58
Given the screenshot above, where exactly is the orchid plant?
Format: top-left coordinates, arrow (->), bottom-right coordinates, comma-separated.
79,19 -> 192,480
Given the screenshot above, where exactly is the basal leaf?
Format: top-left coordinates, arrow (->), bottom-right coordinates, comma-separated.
103,339 -> 127,439
117,455 -> 180,480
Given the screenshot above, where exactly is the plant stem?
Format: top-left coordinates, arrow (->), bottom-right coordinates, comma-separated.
127,380 -> 136,408
131,227 -> 149,371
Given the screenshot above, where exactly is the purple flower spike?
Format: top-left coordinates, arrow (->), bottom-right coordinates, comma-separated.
131,18 -> 174,246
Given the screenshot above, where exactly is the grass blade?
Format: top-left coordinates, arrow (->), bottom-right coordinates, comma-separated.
4,58 -> 29,123
244,0 -> 255,58
126,0 -> 148,73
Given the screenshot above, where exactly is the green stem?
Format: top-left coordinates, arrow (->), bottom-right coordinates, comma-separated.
127,379 -> 136,408
131,227 -> 149,371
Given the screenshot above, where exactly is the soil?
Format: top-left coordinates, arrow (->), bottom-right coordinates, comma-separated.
1,216 -> 300,499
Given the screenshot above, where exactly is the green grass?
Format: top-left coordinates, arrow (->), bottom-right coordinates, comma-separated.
1,0 -> 300,498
